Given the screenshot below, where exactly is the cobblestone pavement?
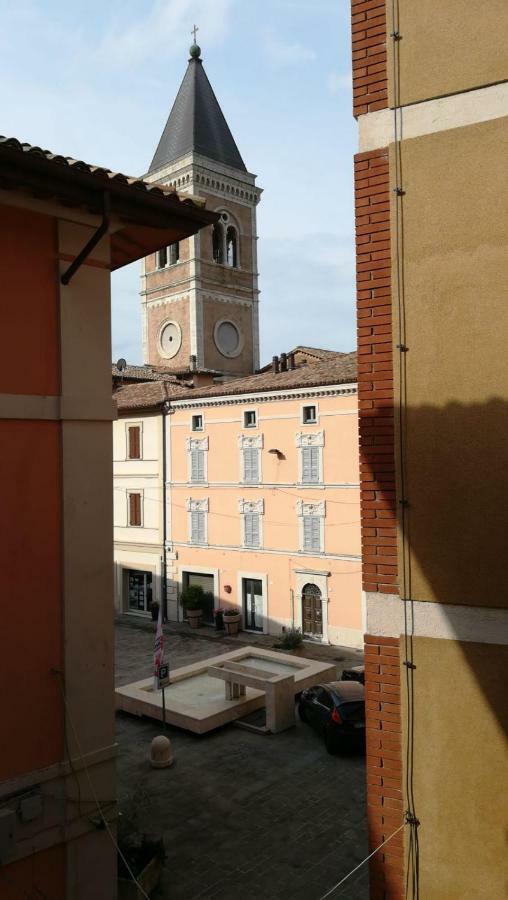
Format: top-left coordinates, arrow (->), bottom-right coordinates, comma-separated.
115,620 -> 368,900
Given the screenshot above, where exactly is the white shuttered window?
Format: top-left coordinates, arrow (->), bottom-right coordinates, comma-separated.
244,513 -> 261,548
303,516 -> 321,552
301,446 -> 320,483
243,447 -> 259,483
190,449 -> 205,483
190,510 -> 206,543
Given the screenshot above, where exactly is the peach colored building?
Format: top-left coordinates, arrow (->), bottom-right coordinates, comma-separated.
114,352 -> 363,647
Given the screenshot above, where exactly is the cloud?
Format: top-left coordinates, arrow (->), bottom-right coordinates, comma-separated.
98,0 -> 234,67
328,71 -> 352,93
262,28 -> 316,66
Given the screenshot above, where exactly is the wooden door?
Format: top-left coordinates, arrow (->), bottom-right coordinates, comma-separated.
302,583 -> 323,637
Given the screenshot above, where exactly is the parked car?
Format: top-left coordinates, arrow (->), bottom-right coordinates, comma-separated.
341,665 -> 365,685
298,681 -> 365,754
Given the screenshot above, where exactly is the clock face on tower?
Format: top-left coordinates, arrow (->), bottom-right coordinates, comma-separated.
158,320 -> 182,359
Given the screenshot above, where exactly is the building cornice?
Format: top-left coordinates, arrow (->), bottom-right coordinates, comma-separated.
169,383 -> 357,410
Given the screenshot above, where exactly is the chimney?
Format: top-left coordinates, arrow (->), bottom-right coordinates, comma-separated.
272,355 -> 280,374
280,352 -> 288,372
288,352 -> 296,370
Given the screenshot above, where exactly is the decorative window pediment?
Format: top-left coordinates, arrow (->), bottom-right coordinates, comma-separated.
237,433 -> 263,450
296,501 -> 326,518
186,436 -> 209,451
295,431 -> 324,448
238,498 -> 265,515
186,498 -> 209,513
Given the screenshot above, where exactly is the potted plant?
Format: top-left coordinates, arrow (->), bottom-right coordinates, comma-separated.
180,584 -> 205,628
223,605 -> 241,635
273,627 -> 304,654
214,607 -> 225,631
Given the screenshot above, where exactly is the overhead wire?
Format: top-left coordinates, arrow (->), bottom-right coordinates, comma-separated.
390,0 -> 420,894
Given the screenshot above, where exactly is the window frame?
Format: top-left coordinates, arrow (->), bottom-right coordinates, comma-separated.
187,499 -> 209,546
156,242 -> 179,270
243,409 -> 257,429
127,490 -> 143,528
297,500 -> 325,554
301,403 -> 318,425
191,414 -> 204,432
126,422 -> 142,460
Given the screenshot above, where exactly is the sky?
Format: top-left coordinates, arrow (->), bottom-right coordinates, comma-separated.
0,0 -> 357,366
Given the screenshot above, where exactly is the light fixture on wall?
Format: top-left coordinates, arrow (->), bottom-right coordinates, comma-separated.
224,585 -> 232,594
268,448 -> 285,460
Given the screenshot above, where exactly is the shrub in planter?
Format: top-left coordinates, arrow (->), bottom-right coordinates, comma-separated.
117,791 -> 165,899
180,584 -> 205,627
273,627 -> 303,652
223,606 -> 241,635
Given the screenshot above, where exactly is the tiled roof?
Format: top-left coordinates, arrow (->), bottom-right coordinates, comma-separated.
114,352 -> 357,412
0,136 -> 219,270
114,380 -> 193,411
111,363 -> 181,383
0,136 -> 208,206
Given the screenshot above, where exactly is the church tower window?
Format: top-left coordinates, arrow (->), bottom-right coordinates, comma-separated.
157,242 -> 179,269
212,223 -> 224,264
226,226 -> 238,268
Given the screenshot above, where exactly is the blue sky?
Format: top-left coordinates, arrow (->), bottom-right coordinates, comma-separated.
0,0 -> 356,365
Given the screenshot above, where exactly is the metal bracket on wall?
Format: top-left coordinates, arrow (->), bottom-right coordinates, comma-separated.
61,192 -> 110,285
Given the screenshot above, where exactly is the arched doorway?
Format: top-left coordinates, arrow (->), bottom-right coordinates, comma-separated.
302,583 -> 323,638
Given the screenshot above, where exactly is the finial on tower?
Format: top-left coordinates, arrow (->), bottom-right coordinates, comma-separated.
190,24 -> 201,59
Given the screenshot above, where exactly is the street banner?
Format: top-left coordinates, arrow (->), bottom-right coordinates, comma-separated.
153,602 -> 164,688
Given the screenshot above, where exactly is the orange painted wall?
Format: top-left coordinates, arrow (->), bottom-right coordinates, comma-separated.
0,204 -> 59,396
1,844 -> 65,899
0,420 -> 63,779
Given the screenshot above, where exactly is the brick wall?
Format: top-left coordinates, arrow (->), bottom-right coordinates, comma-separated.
352,0 -> 388,117
365,635 -> 405,899
355,147 -> 398,596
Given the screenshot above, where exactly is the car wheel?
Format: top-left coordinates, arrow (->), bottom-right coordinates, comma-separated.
298,703 -> 308,723
324,728 -> 338,755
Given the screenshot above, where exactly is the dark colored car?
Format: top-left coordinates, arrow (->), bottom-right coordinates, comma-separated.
341,665 -> 365,685
298,681 -> 365,754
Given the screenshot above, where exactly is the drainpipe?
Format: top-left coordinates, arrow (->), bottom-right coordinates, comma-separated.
162,400 -> 170,621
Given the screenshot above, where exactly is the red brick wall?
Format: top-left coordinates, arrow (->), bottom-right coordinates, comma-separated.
352,0 -> 388,117
365,635 -> 405,899
355,147 -> 398,596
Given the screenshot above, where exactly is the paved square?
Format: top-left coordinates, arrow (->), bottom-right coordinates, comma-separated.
115,620 -> 368,899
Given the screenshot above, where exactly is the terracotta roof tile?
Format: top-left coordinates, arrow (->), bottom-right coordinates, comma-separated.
114,353 -> 357,412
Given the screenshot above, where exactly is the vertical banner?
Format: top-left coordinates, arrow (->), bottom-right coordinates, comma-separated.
153,601 -> 164,690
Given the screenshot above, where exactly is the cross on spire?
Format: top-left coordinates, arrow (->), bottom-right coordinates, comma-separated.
191,24 -> 199,43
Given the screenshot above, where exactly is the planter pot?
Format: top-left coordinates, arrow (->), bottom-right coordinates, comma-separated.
186,608 -> 203,628
224,613 -> 241,635
118,854 -> 163,900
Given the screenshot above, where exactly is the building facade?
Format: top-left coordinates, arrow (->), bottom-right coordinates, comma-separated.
141,42 -> 262,377
114,354 -> 363,647
0,137 -> 216,899
351,1 -> 508,897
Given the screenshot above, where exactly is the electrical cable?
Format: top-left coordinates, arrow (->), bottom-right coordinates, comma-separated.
318,822 -> 407,899
390,0 -> 420,894
53,672 -> 150,900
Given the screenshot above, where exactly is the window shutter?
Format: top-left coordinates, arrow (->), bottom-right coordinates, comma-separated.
191,510 -> 205,543
128,426 -> 140,460
303,516 -> 320,551
191,449 -> 205,483
302,447 -> 319,483
129,493 -> 141,526
243,448 -> 259,483
245,513 -> 260,548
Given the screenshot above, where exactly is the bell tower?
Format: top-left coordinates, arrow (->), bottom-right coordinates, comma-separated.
141,41 -> 261,376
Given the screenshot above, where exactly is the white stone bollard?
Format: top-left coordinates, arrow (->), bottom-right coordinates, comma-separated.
150,735 -> 174,768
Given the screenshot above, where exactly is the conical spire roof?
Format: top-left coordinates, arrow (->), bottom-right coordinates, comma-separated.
149,47 -> 247,174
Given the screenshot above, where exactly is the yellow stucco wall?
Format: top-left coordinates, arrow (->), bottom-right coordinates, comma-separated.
391,117 -> 508,607
388,0 -> 507,107
404,636 -> 508,899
